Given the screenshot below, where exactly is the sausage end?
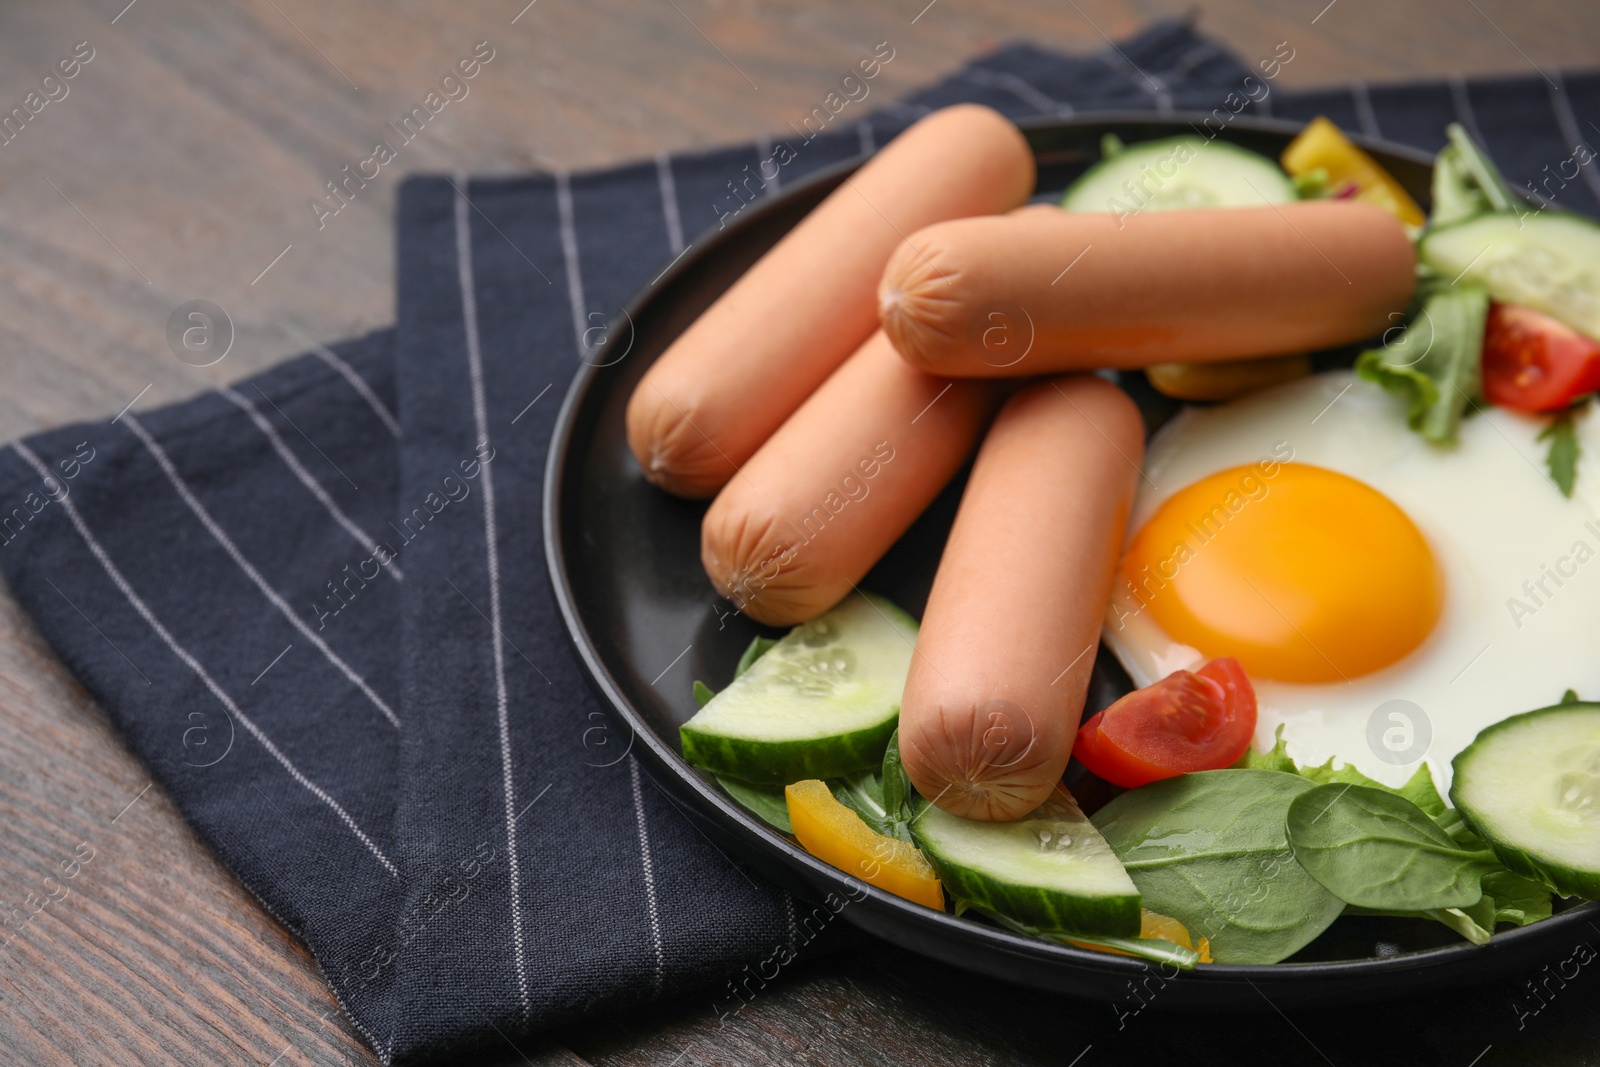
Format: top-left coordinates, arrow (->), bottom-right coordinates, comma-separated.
625,384 -> 735,499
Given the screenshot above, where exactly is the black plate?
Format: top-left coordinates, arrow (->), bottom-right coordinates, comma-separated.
544,113 -> 1598,1008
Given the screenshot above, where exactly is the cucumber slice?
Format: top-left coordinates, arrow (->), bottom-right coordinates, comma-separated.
679,593 -> 916,785
1419,212 -> 1600,341
911,786 -> 1141,937
1061,136 -> 1294,214
1451,702 -> 1600,900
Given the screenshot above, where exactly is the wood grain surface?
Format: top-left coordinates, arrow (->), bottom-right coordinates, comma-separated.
2,2 -> 1598,1065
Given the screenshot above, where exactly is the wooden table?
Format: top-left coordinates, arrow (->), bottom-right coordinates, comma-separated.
2,2 -> 1598,1064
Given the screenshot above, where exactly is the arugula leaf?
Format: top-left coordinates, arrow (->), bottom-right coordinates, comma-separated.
695,635 -> 778,710
1355,285 -> 1490,444
716,775 -> 792,834
1430,145 -> 1490,227
1539,408 -> 1581,498
1444,122 -> 1520,215
1092,770 -> 1345,964
1286,785 -> 1499,912
829,770 -> 891,836
1292,168 -> 1331,200
824,730 -> 915,843
878,729 -> 915,843
735,636 -> 779,678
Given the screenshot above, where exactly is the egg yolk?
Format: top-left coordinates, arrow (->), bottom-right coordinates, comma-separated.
1115,463 -> 1443,683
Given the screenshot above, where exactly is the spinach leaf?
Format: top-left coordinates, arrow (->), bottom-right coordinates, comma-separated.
1539,408 -> 1581,498
1425,898 -> 1496,945
1286,784 -> 1499,911
1483,869 -> 1553,927
1298,761 -> 1448,823
1355,284 -> 1490,445
958,900 -> 1202,971
716,775 -> 792,835
1348,864 -> 1551,943
1092,770 -> 1345,964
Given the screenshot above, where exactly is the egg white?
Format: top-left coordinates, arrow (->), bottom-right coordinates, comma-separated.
1103,370 -> 1600,789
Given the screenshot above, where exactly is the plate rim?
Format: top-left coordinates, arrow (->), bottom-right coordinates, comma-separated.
542,110 -> 1599,991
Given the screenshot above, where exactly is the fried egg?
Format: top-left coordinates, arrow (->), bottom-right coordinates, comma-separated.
1103,370 -> 1600,788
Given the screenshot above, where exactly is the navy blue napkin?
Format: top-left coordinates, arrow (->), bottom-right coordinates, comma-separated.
1,19 -> 1596,1063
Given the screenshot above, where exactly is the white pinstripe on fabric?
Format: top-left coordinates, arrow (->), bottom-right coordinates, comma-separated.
11,441 -> 398,878
217,384 -> 403,582
1449,75 -> 1489,149
1097,48 -> 1172,113
962,68 -> 1072,116
452,175 -> 531,1018
1547,72 -> 1600,203
856,121 -> 875,157
754,136 -> 780,196
1165,39 -> 1221,79
654,153 -> 686,255
1350,81 -> 1383,139
628,758 -> 666,994
120,413 -> 402,730
306,341 -> 402,439
554,171 -> 591,359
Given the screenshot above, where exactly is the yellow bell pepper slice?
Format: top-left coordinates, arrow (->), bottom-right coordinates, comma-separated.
1281,115 -> 1425,228
1071,909 -> 1213,963
785,779 -> 944,909
1144,353 -> 1312,402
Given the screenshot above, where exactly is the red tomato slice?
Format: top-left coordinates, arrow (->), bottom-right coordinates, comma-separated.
1482,302 -> 1600,413
1073,658 -> 1257,788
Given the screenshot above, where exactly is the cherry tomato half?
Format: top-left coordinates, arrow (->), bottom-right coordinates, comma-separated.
1073,658 -> 1257,788
1482,302 -> 1600,413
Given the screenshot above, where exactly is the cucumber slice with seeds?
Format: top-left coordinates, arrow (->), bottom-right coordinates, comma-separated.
912,786 -> 1142,937
1061,135 -> 1294,215
1419,213 -> 1600,342
1451,702 -> 1600,900
679,593 -> 916,785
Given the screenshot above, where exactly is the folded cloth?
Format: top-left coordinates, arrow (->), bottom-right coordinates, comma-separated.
1,18 -> 1596,1064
